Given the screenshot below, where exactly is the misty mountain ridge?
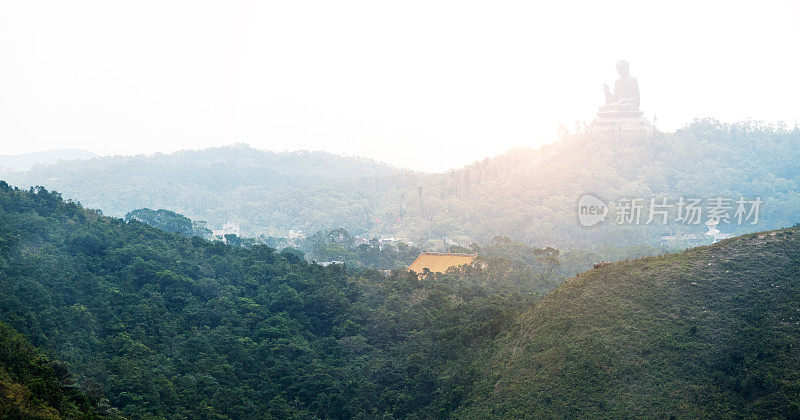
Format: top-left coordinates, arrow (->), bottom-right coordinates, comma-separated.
6,143 -> 415,179
1,144 -> 420,236
2,120 -> 799,252
0,148 -> 96,172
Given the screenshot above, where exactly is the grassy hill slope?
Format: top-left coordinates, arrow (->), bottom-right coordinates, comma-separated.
463,228 -> 800,417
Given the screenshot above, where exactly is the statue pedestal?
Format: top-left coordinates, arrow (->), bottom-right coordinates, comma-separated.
596,110 -> 643,119
589,111 -> 652,139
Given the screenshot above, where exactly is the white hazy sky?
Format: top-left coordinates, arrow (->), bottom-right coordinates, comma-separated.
1,1 -> 798,172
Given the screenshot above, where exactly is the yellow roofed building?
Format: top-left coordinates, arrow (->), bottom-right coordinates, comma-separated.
407,252 -> 477,275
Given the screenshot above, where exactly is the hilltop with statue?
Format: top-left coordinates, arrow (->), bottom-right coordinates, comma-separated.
590,60 -> 653,138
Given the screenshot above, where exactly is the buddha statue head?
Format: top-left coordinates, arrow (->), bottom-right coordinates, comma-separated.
616,60 -> 630,78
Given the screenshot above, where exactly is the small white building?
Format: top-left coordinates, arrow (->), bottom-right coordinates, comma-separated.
212,221 -> 241,241
287,230 -> 305,240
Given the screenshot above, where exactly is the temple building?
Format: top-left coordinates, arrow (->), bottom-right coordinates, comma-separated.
407,252 -> 477,275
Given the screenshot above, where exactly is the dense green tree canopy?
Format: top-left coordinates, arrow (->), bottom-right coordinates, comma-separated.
125,208 -> 211,238
0,182 -> 542,418
0,320 -> 118,418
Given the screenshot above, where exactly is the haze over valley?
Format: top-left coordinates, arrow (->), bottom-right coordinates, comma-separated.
4,118 -> 798,256
1,1 -> 799,418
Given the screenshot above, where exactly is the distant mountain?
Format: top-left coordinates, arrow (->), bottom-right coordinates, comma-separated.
0,149 -> 96,172
390,119 -> 800,249
3,120 -> 799,253
462,227 -> 800,417
2,144 -> 419,237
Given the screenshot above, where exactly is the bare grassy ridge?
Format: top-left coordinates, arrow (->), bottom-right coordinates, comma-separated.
463,228 -> 800,418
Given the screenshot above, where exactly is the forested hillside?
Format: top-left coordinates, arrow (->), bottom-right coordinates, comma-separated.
0,321 -> 118,418
1,145 -> 418,237
4,121 -> 799,253
125,208 -> 212,238
0,182 -> 545,418
3,182 -> 798,417
391,120 -> 800,248
462,227 -> 800,417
